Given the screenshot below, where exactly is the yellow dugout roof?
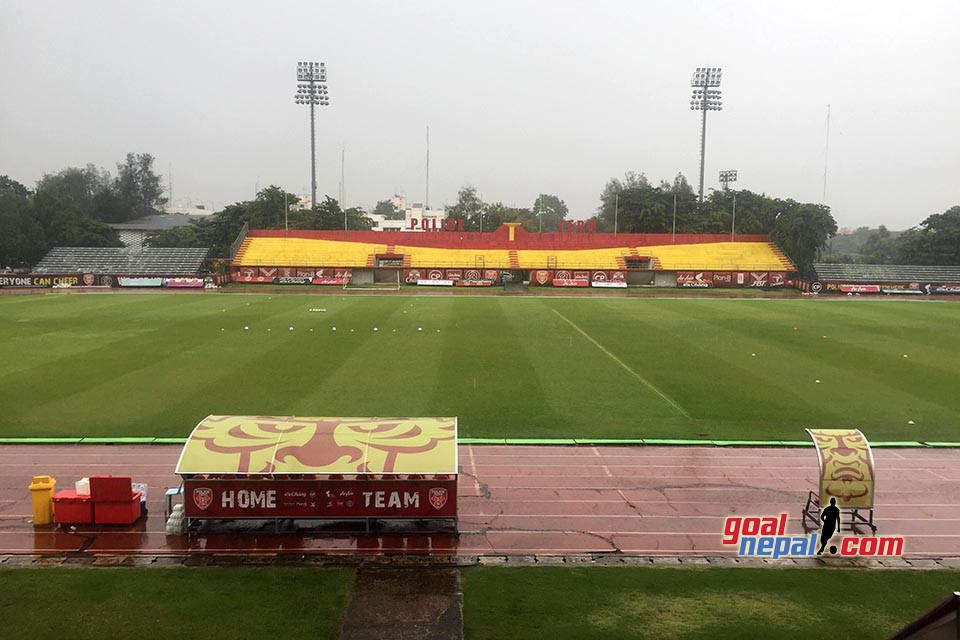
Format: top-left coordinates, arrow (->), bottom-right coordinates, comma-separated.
176,415 -> 458,476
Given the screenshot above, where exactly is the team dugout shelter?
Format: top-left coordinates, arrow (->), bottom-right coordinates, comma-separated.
229,221 -> 795,289
176,415 -> 457,530
802,428 -> 877,534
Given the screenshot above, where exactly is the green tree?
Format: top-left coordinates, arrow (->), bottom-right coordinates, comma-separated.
530,193 -> 568,232
897,206 -> 960,265
858,226 -> 899,264
144,225 -> 203,249
596,172 -> 698,234
290,196 -> 373,231
479,203 -> 532,231
598,185 -> 672,233
447,186 -> 485,231
34,166 -> 112,218
114,153 -> 166,219
372,199 -> 403,220
769,202 -> 838,277
0,176 -> 45,267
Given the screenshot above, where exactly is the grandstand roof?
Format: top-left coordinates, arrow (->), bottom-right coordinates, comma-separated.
108,213 -> 207,231
175,415 -> 458,476
33,246 -> 209,275
813,263 -> 960,283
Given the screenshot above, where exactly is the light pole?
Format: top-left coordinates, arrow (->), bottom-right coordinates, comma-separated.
672,192 -> 677,242
536,195 -> 543,233
719,170 -> 738,239
614,193 -> 619,235
690,67 -> 723,209
294,61 -> 329,211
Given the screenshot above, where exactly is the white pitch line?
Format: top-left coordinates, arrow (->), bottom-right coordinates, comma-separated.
552,308 -> 691,420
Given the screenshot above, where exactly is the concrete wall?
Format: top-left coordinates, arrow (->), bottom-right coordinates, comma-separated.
654,271 -> 677,287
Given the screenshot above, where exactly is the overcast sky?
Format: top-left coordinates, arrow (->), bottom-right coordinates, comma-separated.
2,1 -> 958,229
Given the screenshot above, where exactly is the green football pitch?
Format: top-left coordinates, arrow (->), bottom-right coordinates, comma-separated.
1,293 -> 958,441
2,566 -> 957,639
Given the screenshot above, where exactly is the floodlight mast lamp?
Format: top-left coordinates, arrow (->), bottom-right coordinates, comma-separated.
719,169 -> 737,192
690,67 -> 722,208
295,61 -> 329,211
719,170 -> 738,239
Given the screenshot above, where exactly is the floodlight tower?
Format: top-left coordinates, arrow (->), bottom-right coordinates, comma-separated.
719,170 -> 738,239
690,67 -> 723,208
719,169 -> 737,191
295,61 -> 330,210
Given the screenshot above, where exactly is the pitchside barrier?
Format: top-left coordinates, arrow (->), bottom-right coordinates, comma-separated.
802,428 -> 877,533
174,415 -> 458,533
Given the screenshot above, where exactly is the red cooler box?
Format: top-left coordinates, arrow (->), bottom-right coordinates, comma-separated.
89,476 -> 132,502
53,490 -> 94,525
94,491 -> 142,525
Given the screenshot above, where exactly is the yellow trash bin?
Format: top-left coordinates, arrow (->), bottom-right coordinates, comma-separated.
28,475 -> 56,526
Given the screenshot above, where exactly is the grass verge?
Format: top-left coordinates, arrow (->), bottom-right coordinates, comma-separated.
463,566 -> 960,639
0,567 -> 352,640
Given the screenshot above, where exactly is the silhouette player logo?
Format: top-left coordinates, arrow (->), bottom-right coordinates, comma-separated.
817,497 -> 842,555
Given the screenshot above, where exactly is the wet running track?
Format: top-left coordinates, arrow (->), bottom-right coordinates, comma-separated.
1,445 -> 957,557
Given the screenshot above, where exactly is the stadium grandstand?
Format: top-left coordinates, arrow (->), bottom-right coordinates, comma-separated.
0,247 -> 213,289
232,223 -> 795,288
34,247 -> 209,276
812,263 -> 960,295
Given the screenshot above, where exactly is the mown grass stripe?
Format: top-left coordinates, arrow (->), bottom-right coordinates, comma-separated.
551,308 -> 692,420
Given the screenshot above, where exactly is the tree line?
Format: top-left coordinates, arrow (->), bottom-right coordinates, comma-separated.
439,173 -> 837,276
3,155 -> 958,277
1,153 -> 165,267
821,212 -> 960,267
145,188 -> 373,257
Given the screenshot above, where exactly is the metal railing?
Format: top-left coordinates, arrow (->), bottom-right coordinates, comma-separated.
229,222 -> 250,261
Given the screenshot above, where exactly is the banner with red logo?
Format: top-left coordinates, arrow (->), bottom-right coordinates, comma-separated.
591,271 -> 609,282
258,267 -> 278,279
483,269 -> 500,284
840,284 -> 881,293
445,269 -> 463,281
163,278 -> 205,288
552,278 -> 589,287
712,272 -> 733,287
749,272 -> 769,287
183,478 -> 457,519
531,270 -> 553,286
455,280 -> 492,287
677,272 -> 712,288
768,272 -> 786,287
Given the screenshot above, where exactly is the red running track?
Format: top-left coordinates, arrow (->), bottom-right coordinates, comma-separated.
2,445 -> 958,557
